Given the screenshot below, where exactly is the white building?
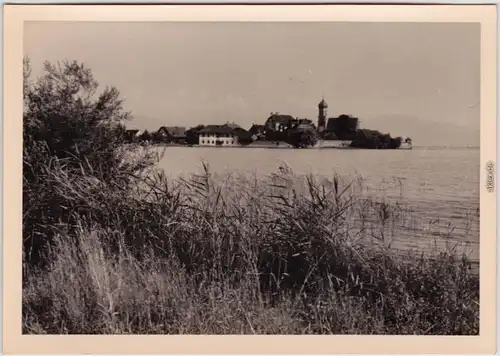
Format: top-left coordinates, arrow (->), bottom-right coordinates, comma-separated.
198,125 -> 240,147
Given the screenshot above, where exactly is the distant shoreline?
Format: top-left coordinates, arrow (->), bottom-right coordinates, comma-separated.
134,140 -> 414,149
139,142 -> 476,150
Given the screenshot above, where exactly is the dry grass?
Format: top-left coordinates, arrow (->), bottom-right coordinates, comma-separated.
22,160 -> 479,335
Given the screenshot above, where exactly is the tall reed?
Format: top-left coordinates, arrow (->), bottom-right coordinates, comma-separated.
23,162 -> 479,335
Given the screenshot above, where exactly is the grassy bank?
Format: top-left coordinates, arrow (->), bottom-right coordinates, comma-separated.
23,163 -> 479,335
22,58 -> 479,335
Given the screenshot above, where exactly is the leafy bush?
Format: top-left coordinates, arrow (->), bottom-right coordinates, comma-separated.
23,58 -> 157,266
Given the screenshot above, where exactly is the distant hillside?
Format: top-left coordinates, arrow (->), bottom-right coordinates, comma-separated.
364,115 -> 480,147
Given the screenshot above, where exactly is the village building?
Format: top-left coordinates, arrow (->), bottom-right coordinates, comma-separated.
124,129 -> 142,142
248,124 -> 266,141
314,97 -> 360,140
156,126 -> 187,142
326,115 -> 359,134
325,114 -> 359,140
264,113 -> 298,133
198,124 -> 246,146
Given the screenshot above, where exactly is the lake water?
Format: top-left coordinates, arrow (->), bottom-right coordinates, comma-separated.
156,146 -> 480,263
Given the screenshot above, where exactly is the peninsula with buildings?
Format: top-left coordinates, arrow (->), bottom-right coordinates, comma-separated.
125,98 -> 413,150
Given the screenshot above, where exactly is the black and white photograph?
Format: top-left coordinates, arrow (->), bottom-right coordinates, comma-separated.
8,4 -> 495,345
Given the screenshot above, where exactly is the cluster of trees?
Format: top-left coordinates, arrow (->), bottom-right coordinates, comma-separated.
350,129 -> 402,149
283,127 -> 319,148
185,125 -> 205,145
126,129 -> 185,145
130,130 -> 170,144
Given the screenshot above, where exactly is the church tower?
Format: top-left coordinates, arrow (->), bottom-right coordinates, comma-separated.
318,97 -> 328,132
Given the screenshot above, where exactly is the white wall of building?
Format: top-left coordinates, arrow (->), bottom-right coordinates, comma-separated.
198,133 -> 239,146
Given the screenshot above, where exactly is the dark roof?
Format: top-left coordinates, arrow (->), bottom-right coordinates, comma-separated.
318,98 -> 328,108
233,128 -> 252,139
249,124 -> 266,132
198,124 -> 252,140
126,129 -> 140,134
266,114 -> 296,125
338,114 -> 358,120
157,126 -> 186,137
198,124 -> 237,135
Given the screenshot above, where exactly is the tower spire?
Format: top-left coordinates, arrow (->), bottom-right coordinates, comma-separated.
317,95 -> 328,133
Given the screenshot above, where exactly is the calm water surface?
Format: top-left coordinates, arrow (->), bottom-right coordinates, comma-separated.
157,146 -> 480,262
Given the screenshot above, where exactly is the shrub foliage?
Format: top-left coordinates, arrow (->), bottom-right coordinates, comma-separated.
22,58 -> 157,266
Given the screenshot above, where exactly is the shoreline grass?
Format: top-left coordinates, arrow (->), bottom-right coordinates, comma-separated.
23,160 -> 479,335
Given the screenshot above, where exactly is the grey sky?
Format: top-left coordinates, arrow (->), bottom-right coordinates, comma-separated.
24,21 -> 480,146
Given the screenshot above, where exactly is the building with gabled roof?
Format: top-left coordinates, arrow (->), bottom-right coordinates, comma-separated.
265,113 -> 297,133
198,124 -> 252,146
157,126 -> 186,138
